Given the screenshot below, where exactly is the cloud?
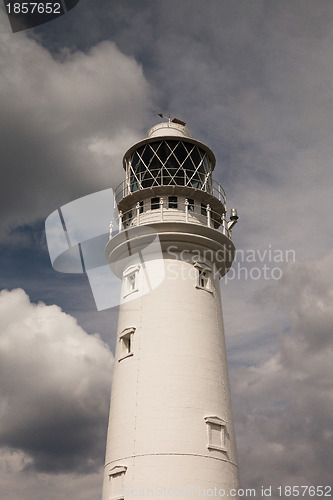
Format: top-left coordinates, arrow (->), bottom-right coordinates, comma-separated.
0,448 -> 102,500
231,251 -> 333,492
0,9 -> 152,238
0,449 -> 103,500
0,288 -> 113,474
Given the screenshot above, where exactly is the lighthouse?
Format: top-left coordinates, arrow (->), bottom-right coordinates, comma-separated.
102,118 -> 240,499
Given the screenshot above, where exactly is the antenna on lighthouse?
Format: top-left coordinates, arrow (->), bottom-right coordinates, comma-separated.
157,112 -> 170,122
157,113 -> 186,126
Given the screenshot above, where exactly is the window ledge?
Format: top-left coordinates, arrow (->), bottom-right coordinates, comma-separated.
207,444 -> 227,452
195,285 -> 214,294
118,352 -> 134,362
123,288 -> 138,299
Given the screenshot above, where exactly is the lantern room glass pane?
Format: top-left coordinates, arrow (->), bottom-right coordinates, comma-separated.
131,150 -> 140,170
141,144 -> 152,167
190,146 -> 202,168
173,141 -> 187,164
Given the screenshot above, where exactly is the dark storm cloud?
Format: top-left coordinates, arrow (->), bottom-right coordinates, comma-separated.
232,252 -> 333,493
0,10 -> 152,238
2,0 -> 333,256
0,288 -> 113,473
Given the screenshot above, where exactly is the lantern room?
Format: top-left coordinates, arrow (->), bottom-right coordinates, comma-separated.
122,120 -> 216,197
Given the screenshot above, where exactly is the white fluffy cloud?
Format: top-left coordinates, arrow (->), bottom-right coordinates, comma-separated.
0,288 -> 113,475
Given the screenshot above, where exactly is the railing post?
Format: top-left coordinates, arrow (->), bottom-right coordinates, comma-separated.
185,198 -> 189,222
222,212 -> 226,236
119,210 -> 123,232
136,202 -> 140,226
207,204 -> 211,228
109,222 -> 113,239
160,197 -> 164,221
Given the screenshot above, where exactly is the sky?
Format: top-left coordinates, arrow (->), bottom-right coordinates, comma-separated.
0,1 -> 333,499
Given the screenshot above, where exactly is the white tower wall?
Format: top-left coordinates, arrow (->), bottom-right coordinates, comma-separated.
102,256 -> 239,498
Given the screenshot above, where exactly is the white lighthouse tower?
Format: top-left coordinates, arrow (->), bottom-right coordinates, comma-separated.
102,118 -> 240,499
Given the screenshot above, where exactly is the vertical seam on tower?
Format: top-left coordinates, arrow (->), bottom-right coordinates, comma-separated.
216,284 -> 230,439
132,292 -> 143,486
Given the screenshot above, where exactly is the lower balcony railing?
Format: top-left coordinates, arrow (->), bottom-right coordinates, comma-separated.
109,198 -> 232,240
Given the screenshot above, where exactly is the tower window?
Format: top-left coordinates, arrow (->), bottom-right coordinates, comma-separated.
194,263 -> 212,292
188,198 -> 194,212
123,265 -> 140,297
151,197 -> 160,210
205,416 -> 227,452
201,203 -> 207,216
139,201 -> 144,213
199,269 -> 208,288
108,465 -> 127,499
168,196 -> 178,209
118,327 -> 135,361
128,272 -> 136,290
